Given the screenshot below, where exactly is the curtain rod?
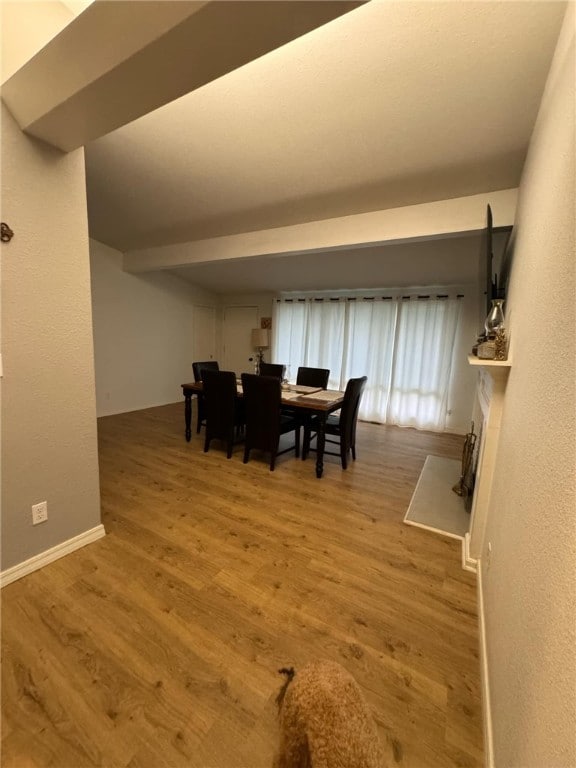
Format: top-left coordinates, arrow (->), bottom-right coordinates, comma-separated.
277,293 -> 464,303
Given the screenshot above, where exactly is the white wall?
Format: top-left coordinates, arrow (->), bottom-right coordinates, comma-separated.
90,239 -> 218,416
1,2 -> 101,573
219,292 -> 275,320
481,5 -> 575,767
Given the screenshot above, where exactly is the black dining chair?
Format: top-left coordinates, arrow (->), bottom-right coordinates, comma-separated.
192,360 -> 219,433
241,373 -> 300,471
259,362 -> 286,379
289,366 -> 332,439
202,369 -> 244,458
296,366 -> 330,389
281,365 -> 330,419
303,376 -> 367,469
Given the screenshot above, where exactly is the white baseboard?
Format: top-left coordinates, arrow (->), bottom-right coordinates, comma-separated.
477,559 -> 495,768
405,517 -> 464,541
462,531 -> 478,573
0,524 -> 106,588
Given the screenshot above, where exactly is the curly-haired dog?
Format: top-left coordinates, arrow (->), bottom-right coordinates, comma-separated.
274,660 -> 385,768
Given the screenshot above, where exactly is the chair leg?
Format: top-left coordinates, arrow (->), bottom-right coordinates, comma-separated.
270,451 -> 276,471
227,440 -> 233,459
302,424 -> 310,460
295,427 -> 300,458
197,397 -> 204,433
204,434 -> 210,453
243,446 -> 250,464
352,443 -> 357,461
340,441 -> 348,470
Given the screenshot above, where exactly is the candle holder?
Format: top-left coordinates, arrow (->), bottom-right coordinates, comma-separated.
484,299 -> 505,337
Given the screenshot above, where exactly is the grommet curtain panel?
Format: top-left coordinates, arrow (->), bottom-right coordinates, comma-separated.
272,295 -> 462,432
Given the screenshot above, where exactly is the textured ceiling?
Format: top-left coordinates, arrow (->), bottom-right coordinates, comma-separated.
85,1 -> 565,253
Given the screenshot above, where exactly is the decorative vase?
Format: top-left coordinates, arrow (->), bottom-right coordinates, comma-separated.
484,299 -> 505,337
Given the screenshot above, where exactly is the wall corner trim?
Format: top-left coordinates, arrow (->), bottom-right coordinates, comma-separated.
0,525 -> 106,588
477,559 -> 495,768
462,532 -> 478,573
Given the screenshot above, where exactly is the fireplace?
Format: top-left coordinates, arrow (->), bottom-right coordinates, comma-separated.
463,356 -> 511,571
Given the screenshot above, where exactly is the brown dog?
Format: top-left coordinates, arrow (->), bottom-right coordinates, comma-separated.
274,660 -> 385,768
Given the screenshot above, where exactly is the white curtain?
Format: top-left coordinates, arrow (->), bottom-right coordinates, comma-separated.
342,300 -> 397,422
272,300 -> 308,379
273,295 -> 462,432
387,298 -> 461,431
306,301 -> 346,384
272,300 -> 346,386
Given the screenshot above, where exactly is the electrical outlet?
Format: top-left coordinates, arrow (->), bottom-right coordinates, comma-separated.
31,501 -> 48,525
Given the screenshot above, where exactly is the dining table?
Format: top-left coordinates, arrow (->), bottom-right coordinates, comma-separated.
181,380 -> 345,478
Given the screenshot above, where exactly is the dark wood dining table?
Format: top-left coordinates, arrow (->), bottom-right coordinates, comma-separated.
181,381 -> 345,478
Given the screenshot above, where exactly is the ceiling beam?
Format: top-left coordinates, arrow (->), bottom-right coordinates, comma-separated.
1,0 -> 364,152
123,189 -> 518,273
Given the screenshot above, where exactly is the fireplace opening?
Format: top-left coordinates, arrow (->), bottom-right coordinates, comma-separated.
452,421 -> 482,511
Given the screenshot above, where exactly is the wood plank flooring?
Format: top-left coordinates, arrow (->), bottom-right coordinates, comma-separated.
2,403 -> 482,768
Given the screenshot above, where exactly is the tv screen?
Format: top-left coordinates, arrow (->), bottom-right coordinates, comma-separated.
478,204 -> 513,329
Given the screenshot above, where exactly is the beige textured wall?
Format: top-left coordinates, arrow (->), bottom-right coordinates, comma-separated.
1,90 -> 102,573
0,0 -> 74,81
481,5 -> 575,767
90,239 -> 218,416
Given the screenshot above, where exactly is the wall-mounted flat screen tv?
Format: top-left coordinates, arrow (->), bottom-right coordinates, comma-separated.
478,204 -> 513,329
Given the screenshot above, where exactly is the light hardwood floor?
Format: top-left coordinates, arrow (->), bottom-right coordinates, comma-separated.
2,403 -> 483,768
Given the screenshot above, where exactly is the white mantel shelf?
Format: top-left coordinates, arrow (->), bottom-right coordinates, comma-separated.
467,355 -> 511,368
468,356 -> 512,384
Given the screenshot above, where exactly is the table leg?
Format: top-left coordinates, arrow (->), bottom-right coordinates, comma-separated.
315,413 -> 326,478
184,393 -> 192,442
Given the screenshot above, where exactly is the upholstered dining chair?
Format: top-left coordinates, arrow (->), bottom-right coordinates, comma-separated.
288,366 -> 332,439
241,373 -> 300,471
296,366 -> 330,389
192,360 -> 219,433
202,369 -> 244,458
303,376 -> 367,469
259,362 -> 286,379
281,366 -> 330,423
